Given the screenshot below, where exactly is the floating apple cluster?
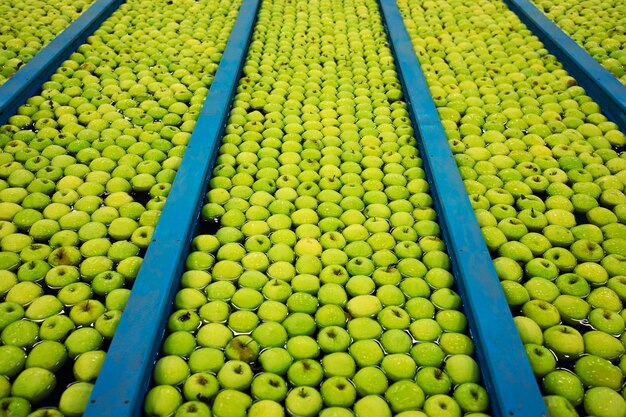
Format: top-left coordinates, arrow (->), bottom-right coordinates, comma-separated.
531,0 -> 626,85
143,0 -> 492,416
0,0 -> 96,86
397,0 -> 626,416
0,0 -> 241,415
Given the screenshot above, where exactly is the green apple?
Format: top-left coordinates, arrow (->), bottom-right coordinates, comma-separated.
353,395 -> 392,417
543,395 -> 579,417
182,372 -> 219,403
287,359 -> 324,387
216,360 -> 253,391
1,319 -> 39,348
542,370 -> 584,407
0,394 -> 32,417
73,350 -> 105,382
0,345 -> 26,378
26,340 -> 67,372
153,355 -> 190,385
444,354 -> 481,385
320,376 -> 357,407
285,387 -> 323,417
174,401 -> 213,417
575,355 -> 623,389
250,373 -> 287,402
543,325 -> 584,360
416,366 -> 452,395
144,385 -> 183,417
423,394 -> 462,417
11,367 -> 56,403
64,327 -> 103,359
385,380 -> 426,413
583,330 -> 625,360
352,366 -> 389,396
583,387 -> 626,417
247,400 -> 284,417
453,382 -> 489,413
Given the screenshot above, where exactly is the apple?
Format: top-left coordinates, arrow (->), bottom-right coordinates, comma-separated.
225,335 -> 260,362
285,387 -> 323,417
444,354 -> 481,385
153,355 -> 190,386
320,376 -> 357,407
521,300 -> 561,329
11,367 -> 56,403
69,299 -> 105,326
0,345 -> 26,378
353,395 -> 392,417
26,340 -> 67,373
0,397 -> 30,417
583,330 -> 625,360
583,387 -> 626,417
250,373 -> 288,402
422,394 -> 462,417
543,395 -> 579,417
287,359 -> 324,387
144,385 -> 183,417
453,382 -> 489,413
543,370 -> 584,407
384,380 -> 425,413
543,325 -> 584,361
258,348 -> 293,376
174,401 -> 213,417
188,347 -> 225,373
588,308 -> 625,335
0,302 -> 24,332
59,382 -> 95,417
416,366 -> 452,395
524,343 -> 557,377
217,360 -> 253,391
575,355 -> 623,390
1,319 -> 39,348
317,326 -> 351,353
552,295 -> 590,325
182,372 -> 219,403
380,329 -> 412,354
380,353 -> 417,381
287,335 -> 320,360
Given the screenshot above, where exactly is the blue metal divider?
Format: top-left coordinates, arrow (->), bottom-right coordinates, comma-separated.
503,0 -> 626,133
378,0 -> 548,415
0,0 -> 125,125
83,1 -> 260,416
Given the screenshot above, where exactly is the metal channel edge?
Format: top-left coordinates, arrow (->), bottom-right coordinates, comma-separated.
0,0 -> 125,125
378,0 -> 548,415
83,1 -> 260,415
503,0 -> 626,133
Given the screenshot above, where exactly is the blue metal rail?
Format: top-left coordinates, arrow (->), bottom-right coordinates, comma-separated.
0,0 -> 124,125
379,0 -> 548,415
83,0 -> 260,415
503,0 -> 626,133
